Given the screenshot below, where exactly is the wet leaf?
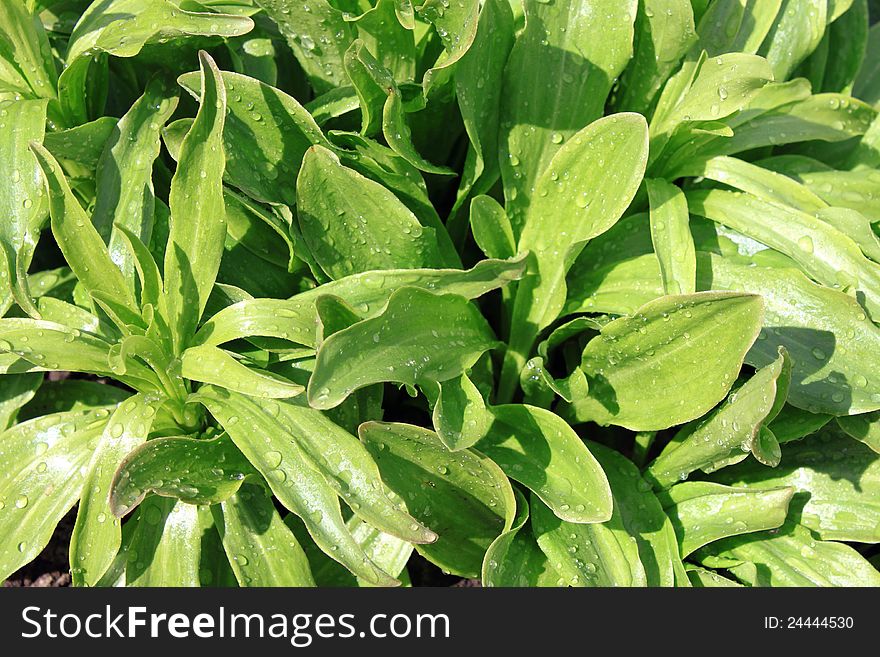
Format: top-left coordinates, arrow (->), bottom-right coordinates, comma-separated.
481,489 -> 561,587
110,433 -> 256,516
0,408 -> 110,581
125,496 -> 201,586
194,257 -> 526,350
162,52 -> 227,354
479,404 -> 612,524
711,426 -> 880,542
296,146 -> 445,278
308,288 -> 498,410
563,292 -> 764,431
177,69 -> 332,206
360,421 -> 515,578
647,348 -> 791,487
71,393 -> 164,586
213,482 -> 315,587
658,482 -> 794,557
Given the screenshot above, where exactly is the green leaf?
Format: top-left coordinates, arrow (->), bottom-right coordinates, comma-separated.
706,92 -> 878,164
469,195 -> 515,260
786,166 -> 880,223
711,427 -> 880,542
115,226 -> 163,314
60,0 -> 253,124
213,482 -> 315,586
0,98 -> 47,317
343,40 -> 392,137
501,113 -> 649,399
499,0 -> 637,234
564,214 -> 668,316
229,35 -> 279,86
817,207 -> 880,264
92,77 -> 178,286
688,155 -> 827,214
0,318 -> 159,390
0,408 -> 110,581
688,188 -> 880,318
360,421 -> 515,578
649,52 -> 774,164
0,372 -> 42,431
41,117 -> 116,170
26,267 -> 78,304
479,404 -> 613,524
563,292 -> 764,431
647,348 -> 791,487
696,520 -> 880,586
431,372 -> 491,451
254,0 -> 353,94
268,398 -> 437,545
296,146 -> 446,279
481,489 -> 562,587
759,0 -> 827,81
590,442 -> 685,586
769,404 -> 832,443
694,0 -> 783,56
177,69 -> 332,206
350,0 -> 416,82
284,509 -> 413,587
315,295 -> 362,347
838,411 -> 880,453
806,0 -> 868,94
193,386 -> 416,586
854,21 -> 880,105
70,393 -> 164,586
331,131 -> 460,263
687,566 -> 743,587
531,494 -> 646,587
698,252 -> 880,415
451,0 -> 515,221
417,0 -> 480,97
181,345 -> 304,399
647,178 -> 696,295
616,0 -> 697,114
38,296 -> 118,342
223,189 -> 297,271
18,379 -> 131,419
828,0 -> 857,22
344,41 -> 453,174
162,51 -> 227,354
125,496 -> 201,587
195,505 -> 237,587
110,434 -> 256,516
308,288 -> 498,410
659,482 -> 794,557
30,142 -> 137,322
0,0 -> 57,99
305,86 -> 360,126
195,256 -> 525,350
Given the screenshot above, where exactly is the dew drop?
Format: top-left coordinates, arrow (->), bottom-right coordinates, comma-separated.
266,450 -> 283,469
797,236 -> 814,254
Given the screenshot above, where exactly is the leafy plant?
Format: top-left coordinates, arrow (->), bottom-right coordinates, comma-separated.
1,0 -> 879,588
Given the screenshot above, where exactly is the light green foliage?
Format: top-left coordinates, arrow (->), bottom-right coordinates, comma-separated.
0,0 -> 878,589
